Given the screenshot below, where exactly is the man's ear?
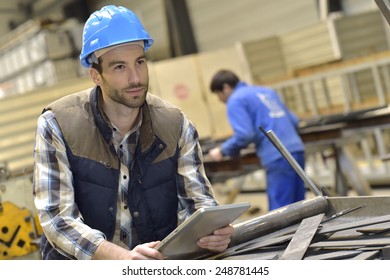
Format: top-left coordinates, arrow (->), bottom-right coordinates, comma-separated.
222,83 -> 230,91
222,83 -> 232,95
89,68 -> 103,86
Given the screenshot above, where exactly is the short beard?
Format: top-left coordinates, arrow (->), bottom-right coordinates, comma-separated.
104,80 -> 149,109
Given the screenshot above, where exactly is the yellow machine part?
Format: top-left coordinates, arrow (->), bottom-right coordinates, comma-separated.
0,201 -> 42,260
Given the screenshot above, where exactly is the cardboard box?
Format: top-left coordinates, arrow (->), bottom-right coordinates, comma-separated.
152,55 -> 213,139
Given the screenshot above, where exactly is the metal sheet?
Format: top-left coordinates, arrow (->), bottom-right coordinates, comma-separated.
322,204 -> 366,223
351,250 -> 380,260
310,237 -> 390,248
326,196 -> 390,217
209,223 -> 299,260
304,250 -> 362,260
279,213 -> 324,260
318,214 -> 390,235
231,234 -> 293,256
216,234 -> 293,259
223,251 -> 284,260
381,245 -> 390,259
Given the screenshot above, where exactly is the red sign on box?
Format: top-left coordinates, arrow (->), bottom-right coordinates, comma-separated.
173,83 -> 190,100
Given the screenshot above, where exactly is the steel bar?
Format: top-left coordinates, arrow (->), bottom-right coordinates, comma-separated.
322,204 -> 366,223
259,127 -> 322,196
375,0 -> 390,26
230,196 -> 329,246
337,146 -> 372,196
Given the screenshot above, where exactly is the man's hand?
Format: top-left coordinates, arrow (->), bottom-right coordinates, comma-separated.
208,147 -> 223,161
127,241 -> 165,260
197,225 -> 234,252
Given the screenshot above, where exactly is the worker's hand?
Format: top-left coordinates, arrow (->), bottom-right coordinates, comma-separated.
197,225 -> 234,252
208,147 -> 224,161
128,241 -> 165,260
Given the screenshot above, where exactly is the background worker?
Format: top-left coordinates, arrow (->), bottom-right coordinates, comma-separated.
33,5 -> 233,260
207,69 -> 306,211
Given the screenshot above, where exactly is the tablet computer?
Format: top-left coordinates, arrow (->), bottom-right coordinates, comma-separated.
155,202 -> 251,259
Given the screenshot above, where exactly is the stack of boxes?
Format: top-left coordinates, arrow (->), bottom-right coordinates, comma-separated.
0,19 -> 84,98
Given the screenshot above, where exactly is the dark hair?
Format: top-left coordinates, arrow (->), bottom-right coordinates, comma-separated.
210,69 -> 240,93
91,58 -> 103,73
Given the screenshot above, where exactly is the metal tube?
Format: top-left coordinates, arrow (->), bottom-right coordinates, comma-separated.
260,128 -> 323,196
230,196 -> 329,246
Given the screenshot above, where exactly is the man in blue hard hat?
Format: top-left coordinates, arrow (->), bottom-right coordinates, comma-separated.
33,5 -> 233,260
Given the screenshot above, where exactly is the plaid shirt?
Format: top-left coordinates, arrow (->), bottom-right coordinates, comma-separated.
33,108 -> 217,260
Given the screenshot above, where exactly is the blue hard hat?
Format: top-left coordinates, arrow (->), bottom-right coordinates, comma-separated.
80,5 -> 154,68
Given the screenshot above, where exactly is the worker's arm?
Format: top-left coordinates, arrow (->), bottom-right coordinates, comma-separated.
92,240 -> 164,260
33,111 -> 106,260
176,115 -> 235,253
176,114 -> 219,222
220,95 -> 255,158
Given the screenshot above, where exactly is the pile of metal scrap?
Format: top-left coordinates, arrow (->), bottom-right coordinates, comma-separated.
194,128 -> 390,260
199,195 -> 390,260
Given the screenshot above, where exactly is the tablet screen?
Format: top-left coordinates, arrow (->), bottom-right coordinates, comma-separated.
155,202 -> 251,259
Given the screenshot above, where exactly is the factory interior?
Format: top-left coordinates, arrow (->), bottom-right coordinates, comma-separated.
2,0 -> 390,261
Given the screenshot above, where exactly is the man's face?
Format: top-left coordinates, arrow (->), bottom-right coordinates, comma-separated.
215,91 -> 228,103
93,43 -> 149,109
215,84 -> 233,104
